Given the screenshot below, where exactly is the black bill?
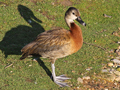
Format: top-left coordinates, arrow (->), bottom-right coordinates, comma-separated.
76,16 -> 86,26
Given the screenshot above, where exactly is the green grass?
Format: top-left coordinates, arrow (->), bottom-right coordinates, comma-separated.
0,0 -> 120,89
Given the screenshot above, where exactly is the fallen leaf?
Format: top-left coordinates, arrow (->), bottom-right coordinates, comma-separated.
82,76 -> 90,80
72,70 -> 75,73
103,14 -> 112,18
77,77 -> 83,84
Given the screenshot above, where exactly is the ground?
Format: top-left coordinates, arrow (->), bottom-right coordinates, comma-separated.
0,0 -> 120,90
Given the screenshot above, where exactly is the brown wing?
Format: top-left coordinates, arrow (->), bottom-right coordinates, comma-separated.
20,29 -> 71,59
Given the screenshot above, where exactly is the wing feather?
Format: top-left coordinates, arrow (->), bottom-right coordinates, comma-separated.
21,29 -> 71,58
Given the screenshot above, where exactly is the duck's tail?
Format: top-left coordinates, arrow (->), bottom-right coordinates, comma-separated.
20,41 -> 36,60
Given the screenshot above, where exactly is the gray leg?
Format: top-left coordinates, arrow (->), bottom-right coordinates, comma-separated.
51,63 -> 71,87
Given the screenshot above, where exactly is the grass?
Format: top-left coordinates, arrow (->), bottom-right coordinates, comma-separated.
0,0 -> 120,89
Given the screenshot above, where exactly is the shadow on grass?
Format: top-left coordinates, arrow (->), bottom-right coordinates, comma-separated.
0,4 -> 52,79
0,4 -> 45,58
37,58 -> 52,78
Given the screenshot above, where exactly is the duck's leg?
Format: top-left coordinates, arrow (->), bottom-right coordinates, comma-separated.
51,62 -> 71,87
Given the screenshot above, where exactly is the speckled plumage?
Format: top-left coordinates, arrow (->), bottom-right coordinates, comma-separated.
21,28 -> 71,60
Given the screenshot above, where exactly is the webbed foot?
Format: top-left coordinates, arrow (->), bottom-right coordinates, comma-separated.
52,74 -> 71,87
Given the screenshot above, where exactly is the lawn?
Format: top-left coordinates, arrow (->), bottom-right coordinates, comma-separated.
0,0 -> 120,89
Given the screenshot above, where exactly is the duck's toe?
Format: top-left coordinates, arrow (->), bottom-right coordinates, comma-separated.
54,80 -> 70,87
56,74 -> 71,82
52,74 -> 71,87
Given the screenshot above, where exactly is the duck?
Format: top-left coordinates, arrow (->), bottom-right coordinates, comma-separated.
20,7 -> 86,87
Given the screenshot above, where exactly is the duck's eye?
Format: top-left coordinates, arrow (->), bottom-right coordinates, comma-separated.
72,12 -> 75,15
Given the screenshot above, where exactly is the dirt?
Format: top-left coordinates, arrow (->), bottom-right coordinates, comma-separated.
74,78 -> 120,90
52,0 -> 73,6
59,0 -> 73,6
28,0 -> 44,5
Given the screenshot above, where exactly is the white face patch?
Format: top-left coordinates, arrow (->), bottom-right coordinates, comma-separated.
70,13 -> 77,20
67,13 -> 77,23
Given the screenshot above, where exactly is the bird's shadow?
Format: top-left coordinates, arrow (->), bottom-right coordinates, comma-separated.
0,4 -> 44,58
0,5 -> 52,77
36,58 -> 52,78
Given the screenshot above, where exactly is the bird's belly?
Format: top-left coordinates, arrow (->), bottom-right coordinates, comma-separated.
40,44 -> 71,59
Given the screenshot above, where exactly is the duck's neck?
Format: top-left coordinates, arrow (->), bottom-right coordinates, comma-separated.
65,18 -> 74,28
70,22 -> 82,37
70,22 -> 83,49
65,18 -> 83,42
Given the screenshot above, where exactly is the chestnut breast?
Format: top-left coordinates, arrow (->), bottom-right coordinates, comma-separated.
69,23 -> 83,54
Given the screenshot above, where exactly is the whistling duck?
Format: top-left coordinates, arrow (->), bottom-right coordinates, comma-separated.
20,7 -> 86,87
